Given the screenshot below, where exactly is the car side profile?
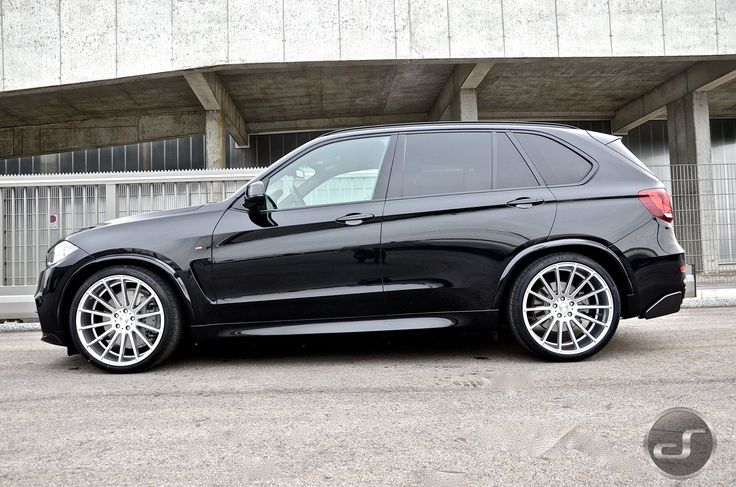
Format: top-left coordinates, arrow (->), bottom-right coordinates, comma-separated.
35,122 -> 686,372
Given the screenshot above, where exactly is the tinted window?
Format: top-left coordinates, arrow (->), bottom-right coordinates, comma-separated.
397,132 -> 491,197
265,136 -> 390,210
514,133 -> 592,185
494,133 -> 538,189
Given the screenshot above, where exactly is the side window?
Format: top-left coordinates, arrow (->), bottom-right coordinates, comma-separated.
514,133 -> 593,185
493,133 -> 539,189
395,132 -> 492,197
264,136 -> 391,210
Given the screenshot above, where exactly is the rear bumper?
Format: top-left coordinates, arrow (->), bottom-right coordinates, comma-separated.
642,291 -> 683,319
630,252 -> 686,320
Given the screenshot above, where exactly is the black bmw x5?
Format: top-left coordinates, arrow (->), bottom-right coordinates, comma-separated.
36,122 -> 686,372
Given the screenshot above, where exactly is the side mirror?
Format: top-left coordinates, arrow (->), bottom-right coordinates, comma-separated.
244,181 -> 266,207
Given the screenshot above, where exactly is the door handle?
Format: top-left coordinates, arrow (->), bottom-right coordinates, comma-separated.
506,197 -> 544,209
335,213 -> 375,226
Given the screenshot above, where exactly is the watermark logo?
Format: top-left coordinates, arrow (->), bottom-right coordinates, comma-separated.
644,408 -> 716,479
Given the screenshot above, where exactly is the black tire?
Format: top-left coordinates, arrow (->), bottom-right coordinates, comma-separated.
69,266 -> 184,373
507,252 -> 621,361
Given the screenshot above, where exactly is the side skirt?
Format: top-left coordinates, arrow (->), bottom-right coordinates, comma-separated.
190,310 -> 497,340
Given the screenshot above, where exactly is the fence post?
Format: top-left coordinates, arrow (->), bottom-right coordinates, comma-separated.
105,183 -> 118,221
0,190 -> 4,286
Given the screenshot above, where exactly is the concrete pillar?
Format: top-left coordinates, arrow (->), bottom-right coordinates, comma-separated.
666,92 -> 719,273
447,88 -> 479,121
205,110 -> 226,169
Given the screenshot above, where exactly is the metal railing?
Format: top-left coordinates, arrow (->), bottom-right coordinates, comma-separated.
648,162 -> 736,287
1,160 -> 735,315
0,168 -> 261,287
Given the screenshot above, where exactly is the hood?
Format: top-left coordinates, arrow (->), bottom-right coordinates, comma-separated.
66,204 -> 206,240
103,205 -> 204,226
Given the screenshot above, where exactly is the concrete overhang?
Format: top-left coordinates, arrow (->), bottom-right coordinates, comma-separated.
1,58 -> 736,157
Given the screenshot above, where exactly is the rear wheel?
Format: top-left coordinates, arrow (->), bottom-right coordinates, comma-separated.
70,266 -> 184,373
507,253 -> 620,360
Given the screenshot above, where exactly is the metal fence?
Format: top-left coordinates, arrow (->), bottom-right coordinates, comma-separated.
1,160 -> 735,306
0,169 -> 260,287
647,161 -> 736,289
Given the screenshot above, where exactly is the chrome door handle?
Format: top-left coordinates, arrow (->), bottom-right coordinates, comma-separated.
506,197 -> 544,209
335,213 -> 375,226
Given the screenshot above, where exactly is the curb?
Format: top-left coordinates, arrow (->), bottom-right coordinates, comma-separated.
0,322 -> 41,332
681,297 -> 736,308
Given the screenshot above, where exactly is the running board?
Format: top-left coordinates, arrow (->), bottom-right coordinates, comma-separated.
224,317 -> 456,337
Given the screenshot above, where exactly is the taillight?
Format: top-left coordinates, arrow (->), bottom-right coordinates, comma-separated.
638,188 -> 674,223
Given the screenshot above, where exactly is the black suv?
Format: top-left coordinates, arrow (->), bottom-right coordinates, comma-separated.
36,122 -> 685,372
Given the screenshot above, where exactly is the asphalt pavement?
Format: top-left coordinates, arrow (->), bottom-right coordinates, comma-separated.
0,307 -> 734,486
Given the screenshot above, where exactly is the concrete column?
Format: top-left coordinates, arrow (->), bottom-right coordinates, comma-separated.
448,88 -> 479,121
205,110 -> 226,169
666,92 -> 719,273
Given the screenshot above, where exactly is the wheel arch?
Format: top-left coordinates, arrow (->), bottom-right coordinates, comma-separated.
58,254 -> 194,353
494,238 -> 635,317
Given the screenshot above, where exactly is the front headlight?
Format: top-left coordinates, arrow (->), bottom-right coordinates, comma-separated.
46,240 -> 80,267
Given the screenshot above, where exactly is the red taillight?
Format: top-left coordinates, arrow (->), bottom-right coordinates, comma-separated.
638,188 -> 674,223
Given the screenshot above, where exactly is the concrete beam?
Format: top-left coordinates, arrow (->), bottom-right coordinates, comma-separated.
0,113 -> 204,158
612,60 -> 736,135
245,113 -> 429,134
479,111 -> 615,120
184,71 -> 248,146
429,63 -> 493,121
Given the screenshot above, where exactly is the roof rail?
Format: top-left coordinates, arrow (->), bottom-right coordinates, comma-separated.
322,120 -> 581,136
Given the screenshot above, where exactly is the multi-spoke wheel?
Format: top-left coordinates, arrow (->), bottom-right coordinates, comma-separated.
70,266 -> 184,372
507,253 -> 620,360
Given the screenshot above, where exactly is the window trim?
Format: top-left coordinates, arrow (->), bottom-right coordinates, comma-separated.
509,130 -> 599,188
387,129 -> 542,200
237,133 -> 398,213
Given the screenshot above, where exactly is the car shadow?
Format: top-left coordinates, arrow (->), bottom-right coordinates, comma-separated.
174,328 -> 535,367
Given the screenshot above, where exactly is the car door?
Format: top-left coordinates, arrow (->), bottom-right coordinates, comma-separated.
381,130 -> 556,315
210,134 -> 396,325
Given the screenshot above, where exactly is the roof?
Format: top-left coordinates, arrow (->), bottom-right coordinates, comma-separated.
321,121 -> 581,138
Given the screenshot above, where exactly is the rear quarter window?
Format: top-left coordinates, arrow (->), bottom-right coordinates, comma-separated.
514,133 -> 593,186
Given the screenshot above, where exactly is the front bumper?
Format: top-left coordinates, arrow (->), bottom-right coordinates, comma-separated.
35,249 -> 92,348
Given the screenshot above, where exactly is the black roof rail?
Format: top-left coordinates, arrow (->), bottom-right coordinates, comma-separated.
322,120 -> 581,137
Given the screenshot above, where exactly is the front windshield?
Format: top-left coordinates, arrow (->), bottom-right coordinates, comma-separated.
264,136 -> 390,210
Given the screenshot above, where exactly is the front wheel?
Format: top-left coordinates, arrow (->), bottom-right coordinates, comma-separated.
507,253 -> 621,361
70,266 -> 184,373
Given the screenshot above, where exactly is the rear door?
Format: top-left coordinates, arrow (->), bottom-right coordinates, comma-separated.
381,130 -> 556,315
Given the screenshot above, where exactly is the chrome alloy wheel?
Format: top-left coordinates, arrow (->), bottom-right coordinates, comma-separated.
75,275 -> 165,366
522,262 -> 614,355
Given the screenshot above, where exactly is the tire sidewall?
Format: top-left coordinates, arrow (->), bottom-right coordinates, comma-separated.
508,253 -> 621,361
69,266 -> 181,373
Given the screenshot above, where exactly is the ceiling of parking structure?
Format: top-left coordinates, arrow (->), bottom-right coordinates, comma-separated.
710,77 -> 736,116
0,77 -> 203,129
476,59 -> 696,118
0,58 -> 733,140
218,63 -> 455,124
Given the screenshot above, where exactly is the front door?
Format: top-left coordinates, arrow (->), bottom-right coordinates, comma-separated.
211,135 -> 395,325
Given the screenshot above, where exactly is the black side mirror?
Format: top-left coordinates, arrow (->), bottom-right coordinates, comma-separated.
244,181 -> 266,207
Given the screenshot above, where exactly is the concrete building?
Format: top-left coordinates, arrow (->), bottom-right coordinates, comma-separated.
0,0 -> 735,313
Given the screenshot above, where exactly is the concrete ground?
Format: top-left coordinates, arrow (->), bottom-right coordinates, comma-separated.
0,308 -> 734,486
